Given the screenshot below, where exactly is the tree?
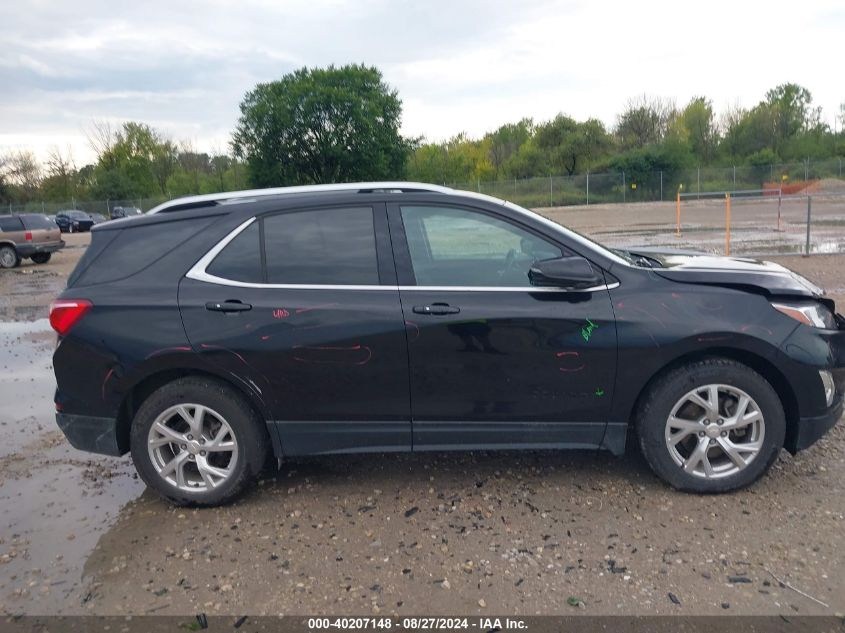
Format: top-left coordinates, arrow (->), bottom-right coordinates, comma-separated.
765,83 -> 818,144
533,115 -> 613,175
40,147 -> 78,201
1,150 -> 42,201
678,97 -> 717,164
486,119 -> 533,178
90,122 -> 177,198
232,64 -> 410,187
616,95 -> 676,149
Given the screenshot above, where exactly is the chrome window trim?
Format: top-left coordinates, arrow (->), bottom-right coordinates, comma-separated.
185,216 -> 619,294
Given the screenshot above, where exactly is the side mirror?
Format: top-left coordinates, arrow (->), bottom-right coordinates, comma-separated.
528,256 -> 604,290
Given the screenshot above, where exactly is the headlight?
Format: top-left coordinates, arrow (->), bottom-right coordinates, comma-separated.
771,301 -> 836,328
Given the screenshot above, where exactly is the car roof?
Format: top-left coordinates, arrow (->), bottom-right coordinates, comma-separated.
147,181 -> 461,214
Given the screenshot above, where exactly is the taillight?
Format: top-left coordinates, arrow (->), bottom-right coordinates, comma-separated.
25,231 -> 32,241
49,300 -> 92,336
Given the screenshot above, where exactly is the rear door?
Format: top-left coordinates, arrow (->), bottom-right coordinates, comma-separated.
178,203 -> 412,455
388,201 -> 617,450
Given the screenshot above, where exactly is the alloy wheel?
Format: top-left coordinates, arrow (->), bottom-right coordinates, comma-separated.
147,403 -> 239,492
664,384 -> 765,479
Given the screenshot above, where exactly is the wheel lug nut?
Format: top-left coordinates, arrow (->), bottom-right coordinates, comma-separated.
200,451 -> 206,456
199,438 -> 205,444
187,434 -> 193,440
709,439 -> 716,445
180,444 -> 187,450
704,419 -> 710,425
698,432 -> 705,437
188,454 -> 194,460
717,419 -> 723,425
720,431 -> 727,437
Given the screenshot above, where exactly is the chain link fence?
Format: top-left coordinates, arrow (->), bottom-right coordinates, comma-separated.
1,196 -> 170,217
448,157 -> 845,208
2,158 -> 844,256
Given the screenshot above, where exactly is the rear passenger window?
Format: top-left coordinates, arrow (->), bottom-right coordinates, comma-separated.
207,222 -> 262,283
0,216 -> 24,232
263,207 -> 379,285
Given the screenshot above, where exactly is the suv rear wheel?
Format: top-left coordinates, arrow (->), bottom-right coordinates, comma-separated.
0,245 -> 20,269
31,252 -> 51,264
130,376 -> 269,506
636,358 -> 785,493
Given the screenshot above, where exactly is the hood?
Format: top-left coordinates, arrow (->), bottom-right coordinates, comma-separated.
625,247 -> 825,298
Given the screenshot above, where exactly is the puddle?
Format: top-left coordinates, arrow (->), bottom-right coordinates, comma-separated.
0,318 -> 143,613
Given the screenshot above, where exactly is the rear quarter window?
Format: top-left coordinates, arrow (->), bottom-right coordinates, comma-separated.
69,217 -> 214,287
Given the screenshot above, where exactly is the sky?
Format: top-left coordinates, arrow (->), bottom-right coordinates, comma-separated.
1,0 -> 844,165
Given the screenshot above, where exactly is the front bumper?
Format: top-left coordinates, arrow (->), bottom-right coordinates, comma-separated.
787,394 -> 843,453
56,412 -> 127,456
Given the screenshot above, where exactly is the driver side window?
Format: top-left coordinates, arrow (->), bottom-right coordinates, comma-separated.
400,205 -> 563,287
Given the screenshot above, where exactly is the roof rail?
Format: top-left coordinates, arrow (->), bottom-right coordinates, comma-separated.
147,182 -> 455,214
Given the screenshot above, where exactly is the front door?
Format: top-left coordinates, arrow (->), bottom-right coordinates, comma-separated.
179,204 -> 411,455
388,203 -> 616,450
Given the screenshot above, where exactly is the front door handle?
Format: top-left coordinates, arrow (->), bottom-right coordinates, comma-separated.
412,303 -> 460,315
206,300 -> 252,313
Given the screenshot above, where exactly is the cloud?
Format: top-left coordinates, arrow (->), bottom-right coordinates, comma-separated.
0,0 -> 842,164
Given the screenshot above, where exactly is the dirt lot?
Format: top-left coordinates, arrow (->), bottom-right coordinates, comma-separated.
1,215 -> 844,618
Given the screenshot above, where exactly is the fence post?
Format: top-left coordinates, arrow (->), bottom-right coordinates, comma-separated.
733,165 -> 736,187
659,170 -> 663,201
675,191 -> 681,237
840,157 -> 842,178
549,175 -> 552,207
725,193 -> 731,256
586,172 -> 590,206
41,201 -> 45,213
804,157 -> 809,181
777,186 -> 782,231
804,195 -> 812,257
696,167 -> 700,199
622,171 -> 626,203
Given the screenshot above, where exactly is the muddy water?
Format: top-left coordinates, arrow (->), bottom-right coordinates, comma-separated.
0,318 -> 143,614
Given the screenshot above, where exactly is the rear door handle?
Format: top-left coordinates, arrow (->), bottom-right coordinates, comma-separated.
412,303 -> 460,315
206,300 -> 252,313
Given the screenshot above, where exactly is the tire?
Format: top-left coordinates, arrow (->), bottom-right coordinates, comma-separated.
31,252 -> 51,264
636,358 -> 785,493
130,376 -> 269,506
0,245 -> 20,269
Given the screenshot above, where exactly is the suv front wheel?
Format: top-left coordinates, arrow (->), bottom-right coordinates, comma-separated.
637,358 -> 786,493
130,377 -> 269,506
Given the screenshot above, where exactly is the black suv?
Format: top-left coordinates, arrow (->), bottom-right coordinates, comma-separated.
51,183 -> 844,506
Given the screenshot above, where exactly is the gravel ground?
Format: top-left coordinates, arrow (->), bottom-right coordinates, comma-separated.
1,217 -> 844,618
